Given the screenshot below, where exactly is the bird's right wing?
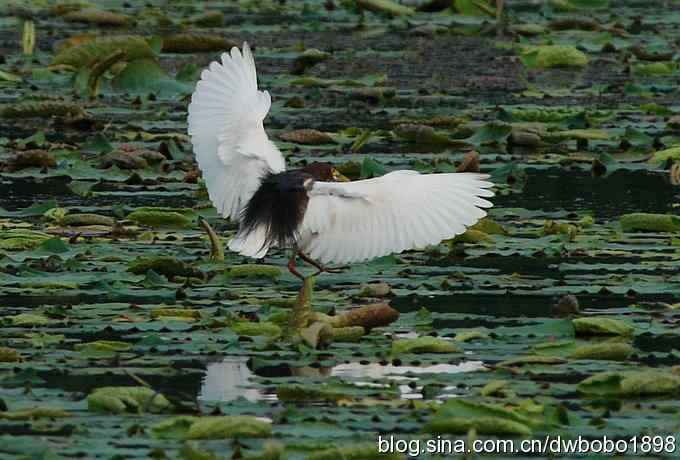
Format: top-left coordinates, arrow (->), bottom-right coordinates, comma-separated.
188,42 -> 285,222
299,171 -> 494,264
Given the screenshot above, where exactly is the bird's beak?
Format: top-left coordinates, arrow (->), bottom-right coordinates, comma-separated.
331,167 -> 350,182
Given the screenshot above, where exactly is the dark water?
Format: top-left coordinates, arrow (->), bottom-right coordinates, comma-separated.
495,167 -> 678,217
3,167 -> 676,216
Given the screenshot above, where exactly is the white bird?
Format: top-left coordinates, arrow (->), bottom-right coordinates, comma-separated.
188,43 -> 494,279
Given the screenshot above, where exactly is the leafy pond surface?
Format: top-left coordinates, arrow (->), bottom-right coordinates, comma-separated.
1,0 -> 680,459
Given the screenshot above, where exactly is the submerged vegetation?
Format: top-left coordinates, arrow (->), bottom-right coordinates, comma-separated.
0,0 -> 679,458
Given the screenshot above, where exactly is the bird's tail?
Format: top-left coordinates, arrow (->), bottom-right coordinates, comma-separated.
228,226 -> 269,259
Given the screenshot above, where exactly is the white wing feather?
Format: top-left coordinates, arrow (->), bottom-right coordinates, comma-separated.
299,171 -> 494,264
187,42 -> 285,223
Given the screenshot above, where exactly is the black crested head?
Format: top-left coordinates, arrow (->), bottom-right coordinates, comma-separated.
240,170 -> 314,250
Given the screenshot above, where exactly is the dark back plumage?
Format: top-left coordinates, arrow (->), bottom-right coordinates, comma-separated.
240,170 -> 313,250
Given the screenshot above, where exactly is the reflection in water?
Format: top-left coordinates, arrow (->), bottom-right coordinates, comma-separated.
331,361 -> 486,378
199,357 -> 487,403
199,357 -> 272,403
332,361 -> 487,399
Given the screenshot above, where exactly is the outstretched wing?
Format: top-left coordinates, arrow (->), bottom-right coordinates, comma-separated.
299,171 -> 494,264
187,42 -> 285,222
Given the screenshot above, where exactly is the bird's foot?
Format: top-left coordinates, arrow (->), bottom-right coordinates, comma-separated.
312,264 -> 348,277
296,250 -> 347,277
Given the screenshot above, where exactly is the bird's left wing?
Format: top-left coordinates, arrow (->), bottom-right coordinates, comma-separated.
188,42 -> 285,222
299,171 -> 494,264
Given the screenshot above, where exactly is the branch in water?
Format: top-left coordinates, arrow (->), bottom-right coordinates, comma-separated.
312,303 -> 399,330
199,216 -> 224,262
287,278 -> 399,348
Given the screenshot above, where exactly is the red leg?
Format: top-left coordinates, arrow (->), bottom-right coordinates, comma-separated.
287,252 -> 305,280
